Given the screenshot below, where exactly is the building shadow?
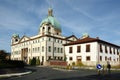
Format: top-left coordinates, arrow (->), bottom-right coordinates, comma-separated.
53,72 -> 120,80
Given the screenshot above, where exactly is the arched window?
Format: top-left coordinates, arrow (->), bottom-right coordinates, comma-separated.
48,27 -> 51,33
57,33 -> 59,35
42,27 -> 45,35
43,27 -> 45,31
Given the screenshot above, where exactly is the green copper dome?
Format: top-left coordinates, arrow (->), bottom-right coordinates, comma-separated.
40,8 -> 61,31
12,33 -> 19,38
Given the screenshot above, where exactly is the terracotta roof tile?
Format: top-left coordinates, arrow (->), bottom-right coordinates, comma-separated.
64,37 -> 120,48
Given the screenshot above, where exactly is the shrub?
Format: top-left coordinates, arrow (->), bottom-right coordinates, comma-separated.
29,58 -> 32,65
36,58 -> 40,65
76,61 -> 84,66
64,56 -> 67,61
30,57 -> 36,66
0,60 -> 25,68
72,62 -> 75,66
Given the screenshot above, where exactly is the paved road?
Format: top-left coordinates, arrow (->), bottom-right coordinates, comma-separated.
1,66 -> 120,80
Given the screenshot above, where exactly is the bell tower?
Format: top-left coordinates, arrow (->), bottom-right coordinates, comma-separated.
11,34 -> 20,44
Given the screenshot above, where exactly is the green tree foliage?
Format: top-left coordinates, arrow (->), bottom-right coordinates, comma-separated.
30,57 -> 36,66
0,50 -> 10,60
64,56 -> 67,61
29,57 -> 40,66
29,58 -> 32,65
36,58 -> 40,65
72,62 -> 75,66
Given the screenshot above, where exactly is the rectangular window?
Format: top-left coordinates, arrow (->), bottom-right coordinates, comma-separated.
33,48 -> 34,52
54,39 -> 56,42
86,56 -> 90,61
48,46 -> 51,52
69,47 -> 73,53
117,58 -> 119,61
105,56 -> 107,61
110,47 -> 112,54
86,44 -> 90,52
49,38 -> 51,41
100,56 -> 102,61
77,46 -> 81,53
77,56 -> 82,62
105,45 -> 108,53
38,47 -> 40,52
114,59 -> 115,62
61,57 -> 63,60
48,56 -> 51,60
54,47 -> 56,53
61,48 -> 63,53
69,57 -> 73,61
117,49 -> 119,55
100,44 -> 103,52
29,49 -> 30,53
42,46 -> 44,52
109,57 -> 111,61
113,48 -> 115,54
58,48 -> 59,53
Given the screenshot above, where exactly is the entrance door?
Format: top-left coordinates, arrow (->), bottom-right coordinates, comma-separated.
21,48 -> 28,63
77,56 -> 82,62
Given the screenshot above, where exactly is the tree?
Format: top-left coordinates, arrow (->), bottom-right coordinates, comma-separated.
30,57 -> 36,65
0,50 -> 9,60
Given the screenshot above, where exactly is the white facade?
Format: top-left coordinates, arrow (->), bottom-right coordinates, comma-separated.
65,36 -> 120,66
11,8 -> 77,65
11,8 -> 120,66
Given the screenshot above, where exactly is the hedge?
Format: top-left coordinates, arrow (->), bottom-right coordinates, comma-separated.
0,60 -> 25,68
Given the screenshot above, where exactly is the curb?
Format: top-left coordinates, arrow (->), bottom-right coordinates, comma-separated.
0,71 -> 32,78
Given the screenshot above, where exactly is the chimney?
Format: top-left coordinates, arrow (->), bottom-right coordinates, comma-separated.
96,37 -> 99,39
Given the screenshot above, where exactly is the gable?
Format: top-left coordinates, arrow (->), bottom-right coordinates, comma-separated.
66,35 -> 78,41
67,37 -> 77,41
19,36 -> 30,42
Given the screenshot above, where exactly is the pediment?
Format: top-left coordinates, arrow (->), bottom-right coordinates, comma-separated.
66,35 -> 78,41
19,35 -> 30,42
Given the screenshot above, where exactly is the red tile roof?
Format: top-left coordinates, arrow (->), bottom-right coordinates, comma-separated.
64,37 -> 120,48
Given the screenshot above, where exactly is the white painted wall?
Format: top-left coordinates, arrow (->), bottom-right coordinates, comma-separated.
65,42 -> 120,66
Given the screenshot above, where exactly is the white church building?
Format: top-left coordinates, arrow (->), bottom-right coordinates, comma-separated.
11,8 -> 120,66
11,8 -> 77,65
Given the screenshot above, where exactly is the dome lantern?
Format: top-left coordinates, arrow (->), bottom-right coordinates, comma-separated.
39,8 -> 61,32
48,8 -> 53,17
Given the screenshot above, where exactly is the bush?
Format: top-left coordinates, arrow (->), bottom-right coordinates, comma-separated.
36,58 -> 40,65
72,62 -> 75,66
29,58 -> 32,65
30,57 -> 36,66
76,61 -> 84,66
0,60 -> 25,68
64,56 -> 67,61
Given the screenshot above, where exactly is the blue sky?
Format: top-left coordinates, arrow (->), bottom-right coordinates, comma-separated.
0,0 -> 120,52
